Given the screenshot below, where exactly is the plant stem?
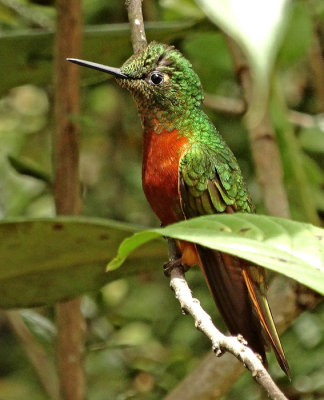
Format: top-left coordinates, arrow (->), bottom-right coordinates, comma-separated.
126,0 -> 147,53
271,81 -> 320,225
53,1 -> 86,400
308,18 -> 324,112
225,36 -> 291,219
6,311 -> 59,399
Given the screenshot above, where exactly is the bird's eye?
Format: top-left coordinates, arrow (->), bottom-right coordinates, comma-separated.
149,71 -> 164,85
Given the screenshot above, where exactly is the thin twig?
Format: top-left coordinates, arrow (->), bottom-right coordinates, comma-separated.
203,93 -> 245,115
126,0 -> 147,53
53,1 -> 86,400
204,94 -> 324,131
6,311 -> 59,399
169,267 -> 289,400
288,110 -> 324,131
166,277 -> 321,400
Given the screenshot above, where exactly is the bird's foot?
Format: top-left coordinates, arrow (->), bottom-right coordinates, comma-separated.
163,258 -> 189,276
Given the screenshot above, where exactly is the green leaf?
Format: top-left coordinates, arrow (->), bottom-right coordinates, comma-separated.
194,0 -> 290,121
0,217 -> 167,308
277,1 -> 313,66
299,127 -> 324,154
20,310 -> 56,344
107,231 -> 161,271
8,155 -> 52,184
109,214 -> 324,295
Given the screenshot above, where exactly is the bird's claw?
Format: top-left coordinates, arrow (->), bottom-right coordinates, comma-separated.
163,258 -> 188,276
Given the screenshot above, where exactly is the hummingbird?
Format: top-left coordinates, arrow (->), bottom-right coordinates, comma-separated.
68,42 -> 289,375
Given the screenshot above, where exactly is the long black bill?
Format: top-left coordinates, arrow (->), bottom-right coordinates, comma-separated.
67,58 -> 129,79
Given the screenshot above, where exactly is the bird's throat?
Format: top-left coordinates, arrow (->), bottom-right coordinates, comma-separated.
141,107 -> 176,134
138,100 -> 197,136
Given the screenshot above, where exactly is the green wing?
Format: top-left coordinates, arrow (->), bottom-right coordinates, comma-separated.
179,142 -> 290,375
179,142 -> 253,217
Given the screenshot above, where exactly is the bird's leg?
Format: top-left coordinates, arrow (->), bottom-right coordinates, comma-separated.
163,237 -> 189,276
163,257 -> 186,276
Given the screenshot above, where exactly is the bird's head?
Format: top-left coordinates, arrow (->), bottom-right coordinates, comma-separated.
68,42 -> 204,115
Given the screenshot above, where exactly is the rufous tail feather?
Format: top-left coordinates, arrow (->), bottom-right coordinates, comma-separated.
196,246 -> 289,375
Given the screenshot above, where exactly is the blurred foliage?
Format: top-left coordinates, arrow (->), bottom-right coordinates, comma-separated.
0,0 -> 323,399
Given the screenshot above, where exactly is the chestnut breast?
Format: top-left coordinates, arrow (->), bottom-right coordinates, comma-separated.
142,129 -> 190,226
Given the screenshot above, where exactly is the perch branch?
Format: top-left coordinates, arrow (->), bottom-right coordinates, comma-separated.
53,1 -> 86,400
168,266 -> 289,400
166,276 -> 322,400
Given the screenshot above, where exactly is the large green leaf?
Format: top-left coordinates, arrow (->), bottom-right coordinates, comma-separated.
108,214 -> 324,295
0,217 -> 167,308
0,20 -> 204,94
